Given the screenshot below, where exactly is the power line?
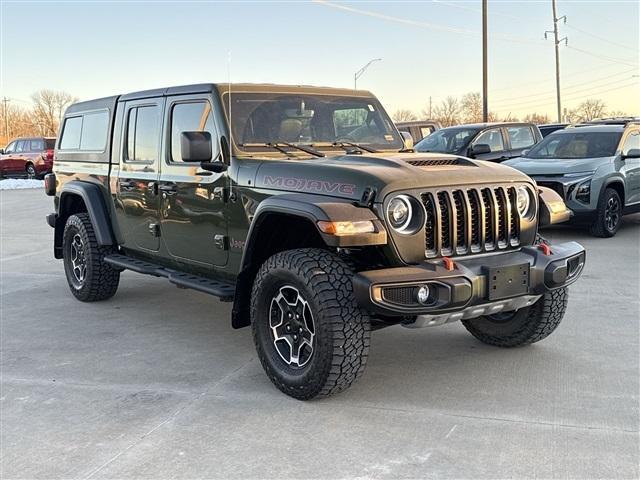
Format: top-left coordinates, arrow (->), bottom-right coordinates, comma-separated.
567,45 -> 639,67
494,81 -> 638,111
565,23 -> 639,52
492,69 -> 637,104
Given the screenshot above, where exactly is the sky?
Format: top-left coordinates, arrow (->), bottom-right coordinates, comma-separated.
1,0 -> 639,120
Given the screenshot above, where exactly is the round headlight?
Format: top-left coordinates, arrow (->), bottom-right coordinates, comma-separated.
516,186 -> 531,216
387,195 -> 412,231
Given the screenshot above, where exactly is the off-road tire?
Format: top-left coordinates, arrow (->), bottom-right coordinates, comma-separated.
590,187 -> 622,238
251,248 -> 371,400
63,213 -> 120,302
461,287 -> 568,347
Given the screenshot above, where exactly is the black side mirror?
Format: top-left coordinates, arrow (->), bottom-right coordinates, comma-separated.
181,131 -> 212,162
469,143 -> 491,157
200,161 -> 228,173
622,148 -> 640,160
0,149 -> 4,155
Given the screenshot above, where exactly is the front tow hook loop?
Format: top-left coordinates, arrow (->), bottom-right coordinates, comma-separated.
443,257 -> 455,271
537,243 -> 552,256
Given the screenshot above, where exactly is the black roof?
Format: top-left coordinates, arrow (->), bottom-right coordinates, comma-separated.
119,83 -> 216,101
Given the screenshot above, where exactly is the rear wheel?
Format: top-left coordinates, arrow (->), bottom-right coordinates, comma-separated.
63,213 -> 120,302
590,188 -> 622,237
461,288 -> 568,347
251,248 -> 371,400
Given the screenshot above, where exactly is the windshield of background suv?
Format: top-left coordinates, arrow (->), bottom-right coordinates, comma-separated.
526,131 -> 622,159
414,127 -> 479,154
223,92 -> 403,153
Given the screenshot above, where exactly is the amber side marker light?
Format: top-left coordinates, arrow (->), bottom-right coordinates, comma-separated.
317,220 -> 376,236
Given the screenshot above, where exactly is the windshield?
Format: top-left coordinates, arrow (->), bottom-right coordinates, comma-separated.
223,92 -> 403,153
414,127 -> 479,154
526,131 -> 622,159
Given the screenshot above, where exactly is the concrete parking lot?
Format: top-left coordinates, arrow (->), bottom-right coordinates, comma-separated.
1,188 -> 638,479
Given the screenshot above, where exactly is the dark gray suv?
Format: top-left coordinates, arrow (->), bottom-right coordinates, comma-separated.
505,123 -> 640,237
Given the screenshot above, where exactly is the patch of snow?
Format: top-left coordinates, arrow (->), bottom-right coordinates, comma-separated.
0,179 -> 45,190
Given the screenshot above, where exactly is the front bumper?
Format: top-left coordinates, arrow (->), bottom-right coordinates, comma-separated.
353,241 -> 585,319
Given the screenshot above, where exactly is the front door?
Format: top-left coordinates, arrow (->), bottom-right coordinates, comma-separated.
115,99 -> 164,253
620,129 -> 640,205
158,95 -> 228,268
471,128 -> 509,162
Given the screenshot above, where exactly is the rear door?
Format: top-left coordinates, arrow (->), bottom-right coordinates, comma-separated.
115,99 -> 164,253
471,128 -> 508,162
158,94 -> 228,268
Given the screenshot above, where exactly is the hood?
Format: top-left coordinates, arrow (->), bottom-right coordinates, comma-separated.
504,155 -> 613,175
236,153 -> 533,202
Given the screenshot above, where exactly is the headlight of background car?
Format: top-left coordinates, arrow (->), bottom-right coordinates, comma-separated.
575,179 -> 591,203
387,195 -> 413,231
516,186 -> 532,216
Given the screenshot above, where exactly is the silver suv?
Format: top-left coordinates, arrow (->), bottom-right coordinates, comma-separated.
505,122 -> 640,237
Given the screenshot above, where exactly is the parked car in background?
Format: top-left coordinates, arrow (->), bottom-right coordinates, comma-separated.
414,122 -> 542,162
0,137 -> 56,178
505,123 -> 640,237
538,123 -> 568,137
579,117 -> 640,126
396,120 -> 441,143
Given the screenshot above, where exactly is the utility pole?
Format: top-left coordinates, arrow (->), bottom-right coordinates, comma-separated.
2,97 -> 10,140
546,0 -> 567,122
428,96 -> 432,119
482,0 -> 488,122
354,58 -> 382,90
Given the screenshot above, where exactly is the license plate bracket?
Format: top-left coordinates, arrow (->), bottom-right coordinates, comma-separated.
484,263 -> 530,300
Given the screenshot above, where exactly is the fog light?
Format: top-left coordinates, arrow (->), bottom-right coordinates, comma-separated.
417,285 -> 430,304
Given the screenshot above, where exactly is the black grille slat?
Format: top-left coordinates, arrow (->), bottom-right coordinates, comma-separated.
507,187 -> 520,244
437,192 -> 452,255
421,185 -> 522,258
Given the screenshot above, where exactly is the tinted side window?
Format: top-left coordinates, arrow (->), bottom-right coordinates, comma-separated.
170,102 -> 215,162
80,111 -> 109,150
16,140 -> 27,153
126,106 -> 160,162
60,116 -> 83,150
507,126 -> 535,149
4,141 -> 16,153
623,131 -> 640,154
30,139 -> 45,151
474,128 -> 504,152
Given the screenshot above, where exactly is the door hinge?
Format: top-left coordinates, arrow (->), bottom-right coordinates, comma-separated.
149,223 -> 160,237
212,187 -> 237,202
214,234 -> 228,250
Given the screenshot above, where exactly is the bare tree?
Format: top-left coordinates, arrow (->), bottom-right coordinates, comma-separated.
31,89 -> 77,136
460,92 -> 483,123
607,110 -> 628,118
523,113 -> 550,124
392,109 -> 417,122
569,99 -> 607,123
0,104 -> 33,144
433,96 -> 460,127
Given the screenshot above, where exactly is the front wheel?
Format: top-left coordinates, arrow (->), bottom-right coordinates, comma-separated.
251,248 -> 371,400
590,187 -> 622,237
63,213 -> 120,302
26,163 -> 37,179
461,288 -> 568,347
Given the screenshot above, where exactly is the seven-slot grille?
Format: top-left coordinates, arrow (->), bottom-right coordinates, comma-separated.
421,186 -> 522,258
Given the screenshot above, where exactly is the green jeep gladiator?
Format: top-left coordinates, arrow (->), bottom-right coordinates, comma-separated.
45,83 -> 586,400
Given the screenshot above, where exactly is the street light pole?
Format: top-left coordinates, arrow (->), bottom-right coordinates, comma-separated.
354,58 -> 382,90
482,0 -> 488,122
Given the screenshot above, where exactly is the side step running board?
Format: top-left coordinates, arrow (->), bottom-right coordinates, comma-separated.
104,254 -> 235,302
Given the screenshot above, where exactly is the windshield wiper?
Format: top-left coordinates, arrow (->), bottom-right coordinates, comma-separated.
238,142 -> 324,158
333,141 -> 378,153
278,142 -> 325,158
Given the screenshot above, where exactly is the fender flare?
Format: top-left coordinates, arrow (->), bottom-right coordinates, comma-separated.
600,176 -> 626,204
58,181 -> 115,246
231,194 -> 386,329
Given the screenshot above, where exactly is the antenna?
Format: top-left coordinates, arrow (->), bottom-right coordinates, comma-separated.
227,51 -> 233,152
